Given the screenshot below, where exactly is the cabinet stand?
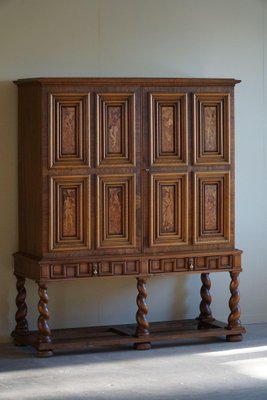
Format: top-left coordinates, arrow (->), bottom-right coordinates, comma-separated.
12,272 -> 245,357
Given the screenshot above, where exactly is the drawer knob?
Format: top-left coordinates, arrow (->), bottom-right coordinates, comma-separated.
92,263 -> 98,276
189,258 -> 194,271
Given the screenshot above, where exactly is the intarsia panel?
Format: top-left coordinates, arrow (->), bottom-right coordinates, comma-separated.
49,176 -> 90,251
149,173 -> 188,247
96,93 -> 136,166
49,93 -> 90,167
96,175 -> 136,249
194,172 -> 230,244
149,93 -> 187,166
193,93 -> 230,164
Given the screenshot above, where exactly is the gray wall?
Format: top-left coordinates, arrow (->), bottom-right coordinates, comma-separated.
0,0 -> 266,341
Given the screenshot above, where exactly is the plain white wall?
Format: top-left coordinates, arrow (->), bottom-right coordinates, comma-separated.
0,0 -> 266,342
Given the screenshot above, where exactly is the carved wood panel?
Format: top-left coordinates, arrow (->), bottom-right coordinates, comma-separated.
96,174 -> 136,249
194,172 -> 230,244
149,173 -> 188,247
96,93 -> 136,166
149,93 -> 187,166
193,93 -> 230,164
49,176 -> 90,251
49,93 -> 90,168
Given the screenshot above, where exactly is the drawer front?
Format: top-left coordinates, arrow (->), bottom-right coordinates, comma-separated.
46,260 -> 141,279
49,263 -> 92,279
41,254 -> 237,280
149,255 -> 233,274
97,260 -> 140,276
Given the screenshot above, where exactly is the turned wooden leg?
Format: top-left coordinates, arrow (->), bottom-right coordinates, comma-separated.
12,275 -> 29,344
226,272 -> 243,342
134,277 -> 151,350
37,283 -> 53,357
198,273 -> 214,324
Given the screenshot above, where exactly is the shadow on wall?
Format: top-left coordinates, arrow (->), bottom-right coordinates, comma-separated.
0,80 -> 18,341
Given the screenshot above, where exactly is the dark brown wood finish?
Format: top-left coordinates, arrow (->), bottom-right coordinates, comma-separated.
12,78 -> 245,356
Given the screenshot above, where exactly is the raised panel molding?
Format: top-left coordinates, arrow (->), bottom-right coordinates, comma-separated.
49,93 -> 90,168
96,174 -> 136,249
194,172 -> 230,244
193,93 -> 230,165
96,93 -> 136,166
49,176 -> 90,251
149,93 -> 188,166
149,173 -> 188,247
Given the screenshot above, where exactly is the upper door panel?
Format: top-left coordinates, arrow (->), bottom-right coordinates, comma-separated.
49,92 -> 90,168
149,92 -> 188,167
96,92 -> 136,167
193,93 -> 230,165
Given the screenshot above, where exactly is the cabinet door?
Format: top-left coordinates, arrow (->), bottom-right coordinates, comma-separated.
149,173 -> 188,247
193,172 -> 230,244
49,176 -> 90,251
143,89 -> 189,251
192,91 -> 234,248
49,92 -> 90,168
193,93 -> 230,165
95,88 -> 141,253
47,90 -> 91,253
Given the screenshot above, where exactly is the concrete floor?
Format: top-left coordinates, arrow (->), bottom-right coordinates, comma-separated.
0,324 -> 267,400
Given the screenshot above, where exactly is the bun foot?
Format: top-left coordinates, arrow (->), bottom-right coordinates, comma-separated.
226,334 -> 243,342
36,350 -> 54,357
134,342 -> 151,350
13,339 -> 26,347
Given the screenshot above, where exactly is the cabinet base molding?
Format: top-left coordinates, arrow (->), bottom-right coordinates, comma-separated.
11,319 -> 245,357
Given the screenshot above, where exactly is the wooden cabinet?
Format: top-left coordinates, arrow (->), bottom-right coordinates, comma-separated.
12,78 -> 245,357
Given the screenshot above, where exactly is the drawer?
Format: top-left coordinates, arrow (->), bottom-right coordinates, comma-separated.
96,260 -> 140,276
149,255 -> 233,274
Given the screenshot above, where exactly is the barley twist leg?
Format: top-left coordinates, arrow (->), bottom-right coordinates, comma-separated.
134,277 -> 151,350
12,275 -> 29,345
37,283 -> 53,357
199,273 -> 213,321
226,272 -> 243,342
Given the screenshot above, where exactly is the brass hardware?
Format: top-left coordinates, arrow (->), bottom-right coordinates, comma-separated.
92,263 -> 98,276
188,258 -> 194,271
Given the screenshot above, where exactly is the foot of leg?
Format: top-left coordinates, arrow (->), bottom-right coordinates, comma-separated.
36,349 -> 54,358
226,334 -> 243,342
134,342 -> 152,350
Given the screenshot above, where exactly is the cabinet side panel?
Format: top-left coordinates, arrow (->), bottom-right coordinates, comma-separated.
18,85 -> 43,256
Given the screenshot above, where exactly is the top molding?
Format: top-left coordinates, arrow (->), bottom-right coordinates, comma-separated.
14,77 -> 241,87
